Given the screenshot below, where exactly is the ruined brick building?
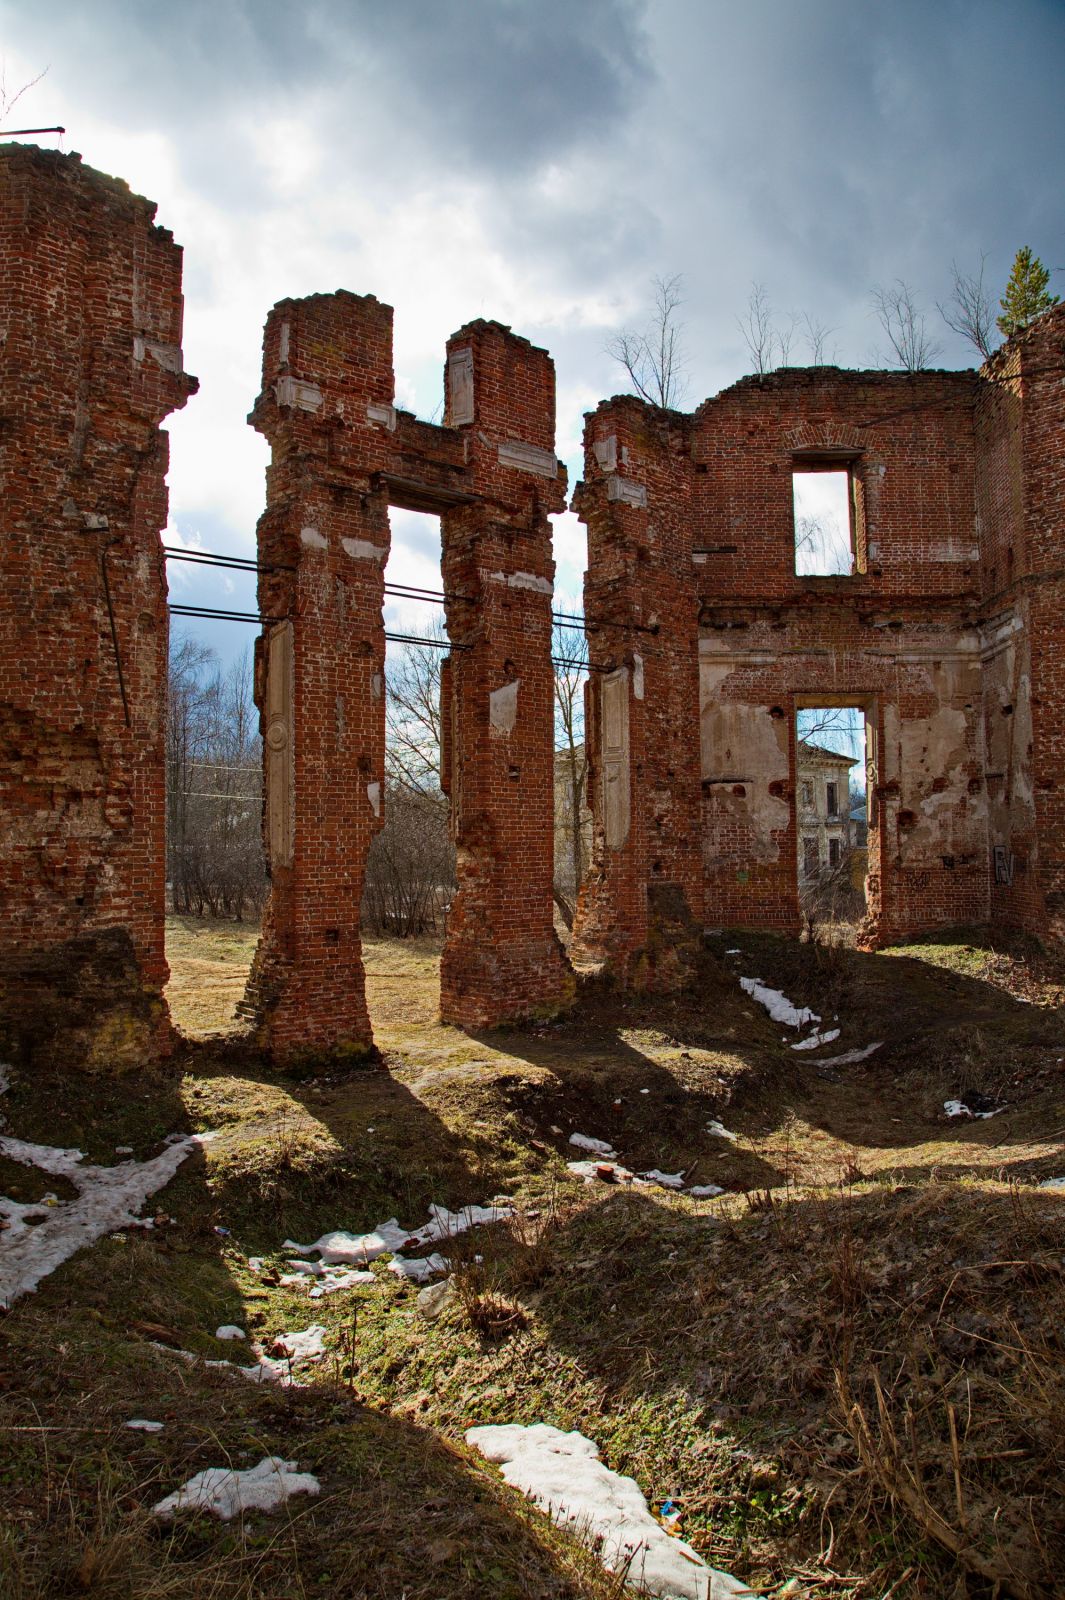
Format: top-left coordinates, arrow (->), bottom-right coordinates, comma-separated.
2,145 -> 1062,1069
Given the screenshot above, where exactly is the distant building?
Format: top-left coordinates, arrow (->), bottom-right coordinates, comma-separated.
796,739 -> 858,882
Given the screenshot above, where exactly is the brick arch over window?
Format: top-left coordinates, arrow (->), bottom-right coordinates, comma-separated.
782,424 -> 867,455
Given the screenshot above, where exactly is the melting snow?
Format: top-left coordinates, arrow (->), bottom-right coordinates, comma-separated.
790,1028 -> 841,1052
152,1456 -> 320,1520
215,1325 -> 246,1341
0,1133 -> 209,1310
283,1200 -> 510,1284
567,1159 -> 635,1182
387,1252 -> 447,1283
705,1120 -> 737,1141
279,1260 -> 376,1297
639,1169 -> 685,1190
467,1424 -> 755,1599
689,1184 -> 725,1198
569,1134 -> 616,1157
1039,1177 -> 1065,1191
739,977 -> 819,1030
125,1419 -> 164,1432
815,1042 -> 883,1068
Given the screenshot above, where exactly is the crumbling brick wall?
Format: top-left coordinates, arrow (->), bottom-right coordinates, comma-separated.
245,296 -> 572,1060
575,321 -> 1065,971
0,146 -> 195,1069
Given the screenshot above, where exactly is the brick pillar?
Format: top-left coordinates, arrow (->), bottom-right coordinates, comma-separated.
0,147 -> 196,1071
572,399 -> 702,988
439,321 -> 574,1026
245,292 -> 392,1062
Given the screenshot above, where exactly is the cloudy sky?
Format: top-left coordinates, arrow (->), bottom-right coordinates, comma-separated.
3,0 -> 1062,665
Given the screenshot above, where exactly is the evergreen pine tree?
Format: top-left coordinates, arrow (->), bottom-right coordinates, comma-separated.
997,247 -> 1059,338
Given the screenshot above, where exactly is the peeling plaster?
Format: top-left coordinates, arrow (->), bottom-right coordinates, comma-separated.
489,680 -> 519,738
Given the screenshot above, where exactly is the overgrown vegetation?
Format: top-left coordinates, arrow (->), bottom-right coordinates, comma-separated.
2,925 -> 1063,1597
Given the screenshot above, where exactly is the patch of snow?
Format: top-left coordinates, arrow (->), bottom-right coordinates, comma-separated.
640,1088 -> 650,1094
569,1134 -> 616,1157
1038,1177 -> 1065,1191
705,1120 -> 737,1142
739,977 -> 819,1030
283,1200 -> 511,1269
638,1169 -> 684,1190
152,1456 -> 320,1521
814,1042 -> 883,1068
268,1325 -> 326,1363
125,1419 -> 164,1432
388,1252 -> 446,1283
725,948 -> 741,955
688,1185 -> 725,1198
114,1145 -> 133,1155
944,1099 -> 1004,1120
0,1133 -> 209,1310
246,1257 -> 263,1272
279,1261 -> 376,1297
790,1029 -> 841,1052
567,1160 -> 634,1183
466,1423 -> 755,1599
215,1325 -> 246,1341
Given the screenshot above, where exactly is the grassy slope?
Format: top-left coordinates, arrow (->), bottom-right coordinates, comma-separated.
1,921 -> 1063,1598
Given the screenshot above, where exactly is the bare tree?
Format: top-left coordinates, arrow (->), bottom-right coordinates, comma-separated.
870,279 -> 941,371
608,273 -> 689,409
738,281 -> 777,375
166,636 -> 265,920
937,256 -> 998,362
552,612 -> 589,929
801,312 -> 834,365
384,618 -> 446,795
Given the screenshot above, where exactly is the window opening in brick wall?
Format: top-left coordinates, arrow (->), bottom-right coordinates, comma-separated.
795,704 -> 868,935
793,467 -> 854,576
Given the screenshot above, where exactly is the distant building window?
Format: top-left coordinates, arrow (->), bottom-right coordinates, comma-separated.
803,837 -> 819,879
826,781 -> 838,816
828,838 -> 841,868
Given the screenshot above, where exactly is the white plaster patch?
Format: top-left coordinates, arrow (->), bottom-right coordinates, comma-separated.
274,376 -> 323,413
489,680 -> 520,737
366,782 -> 381,817
632,653 -> 645,700
341,537 -> 387,563
371,672 -> 384,700
365,401 -> 397,430
300,526 -> 328,550
133,336 -> 184,374
497,439 -> 558,478
606,474 -> 648,509
278,320 -> 290,365
486,570 -> 553,595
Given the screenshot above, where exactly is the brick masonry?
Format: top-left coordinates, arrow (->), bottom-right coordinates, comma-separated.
575,308 -> 1065,974
0,146 -> 195,1070
244,296 -> 573,1060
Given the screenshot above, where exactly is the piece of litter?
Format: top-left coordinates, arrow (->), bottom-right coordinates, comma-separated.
215,1325 -> 246,1341
739,977 -> 819,1030
725,948 -> 741,955
567,1159 -> 634,1183
466,1423 -> 755,1599
790,1029 -> 841,1052
417,1278 -> 453,1320
0,1133 -> 210,1310
569,1133 -> 616,1157
944,1099 -> 1004,1120
688,1184 -> 725,1198
814,1042 -> 883,1068
213,1226 -> 231,1236
125,1419 -> 164,1432
705,1120 -> 737,1142
246,1257 -> 263,1272
638,1169 -> 685,1190
640,1088 -> 650,1095
152,1456 -> 320,1521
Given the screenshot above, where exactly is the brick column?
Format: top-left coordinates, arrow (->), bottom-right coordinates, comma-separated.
439,321 -> 574,1026
572,399 -> 702,988
0,147 -> 196,1071
245,292 -> 392,1062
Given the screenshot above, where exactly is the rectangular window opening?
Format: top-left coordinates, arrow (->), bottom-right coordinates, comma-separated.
793,467 -> 855,577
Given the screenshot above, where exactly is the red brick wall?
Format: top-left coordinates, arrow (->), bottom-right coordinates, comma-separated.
0,146 -> 195,1069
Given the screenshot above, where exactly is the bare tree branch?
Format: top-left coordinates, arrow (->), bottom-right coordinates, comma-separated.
607,273 -> 689,409
0,60 -> 48,123
937,256 -> 998,362
870,280 -> 941,371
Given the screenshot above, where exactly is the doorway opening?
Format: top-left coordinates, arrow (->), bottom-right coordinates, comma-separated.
795,704 -> 868,939
362,508 -> 455,1039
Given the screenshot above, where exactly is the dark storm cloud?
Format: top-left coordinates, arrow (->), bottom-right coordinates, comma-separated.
10,0 -> 652,174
